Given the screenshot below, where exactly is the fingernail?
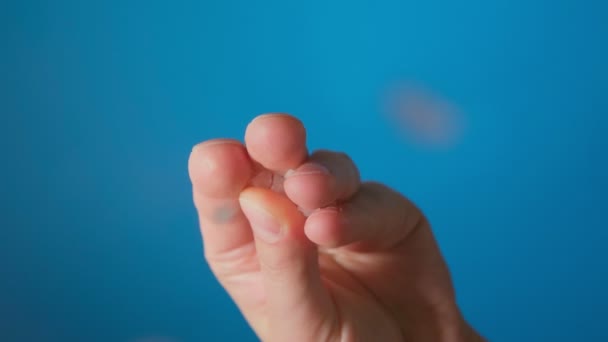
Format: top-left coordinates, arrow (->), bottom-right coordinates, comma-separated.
285,162 -> 330,178
239,200 -> 283,243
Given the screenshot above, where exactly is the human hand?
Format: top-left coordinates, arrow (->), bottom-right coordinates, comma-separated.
188,114 -> 484,341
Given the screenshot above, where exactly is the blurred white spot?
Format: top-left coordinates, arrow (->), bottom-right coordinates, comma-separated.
383,82 -> 466,148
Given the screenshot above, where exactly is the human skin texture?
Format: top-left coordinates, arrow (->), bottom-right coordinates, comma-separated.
188,113 -> 485,342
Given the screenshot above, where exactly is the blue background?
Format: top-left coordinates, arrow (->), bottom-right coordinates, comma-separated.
2,0 -> 607,341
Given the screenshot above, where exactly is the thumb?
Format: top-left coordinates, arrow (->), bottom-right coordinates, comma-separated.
239,187 -> 337,341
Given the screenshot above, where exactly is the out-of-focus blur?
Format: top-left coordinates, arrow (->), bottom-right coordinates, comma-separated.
384,82 -> 466,148
130,337 -> 180,342
1,1 -> 607,341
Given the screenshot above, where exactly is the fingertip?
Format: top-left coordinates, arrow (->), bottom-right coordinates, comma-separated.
191,138 -> 243,152
249,112 -> 302,125
284,151 -> 360,211
189,139 -> 252,198
304,208 -> 344,248
239,187 -> 305,228
244,113 -> 308,172
283,165 -> 335,211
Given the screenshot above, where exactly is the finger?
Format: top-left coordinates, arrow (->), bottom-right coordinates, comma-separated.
189,140 -> 273,332
244,113 -> 308,174
304,182 -> 426,250
306,183 -> 457,340
283,149 -> 361,212
188,139 -> 254,257
239,187 -> 337,341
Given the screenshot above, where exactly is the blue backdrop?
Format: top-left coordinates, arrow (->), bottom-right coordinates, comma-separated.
2,1 -> 607,341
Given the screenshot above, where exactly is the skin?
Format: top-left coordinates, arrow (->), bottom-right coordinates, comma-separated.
188,113 -> 485,342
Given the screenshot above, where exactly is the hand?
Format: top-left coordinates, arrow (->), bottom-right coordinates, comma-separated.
188,114 -> 484,341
